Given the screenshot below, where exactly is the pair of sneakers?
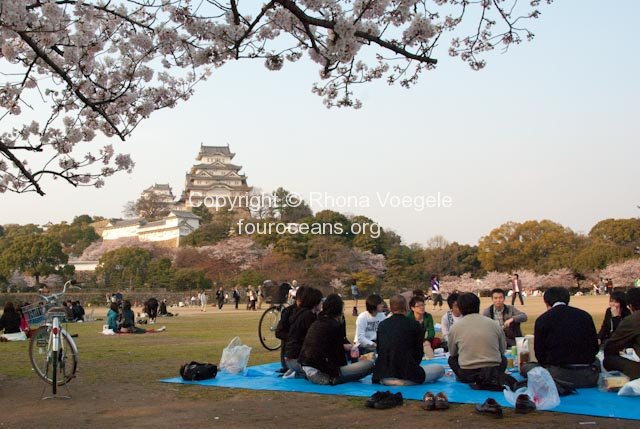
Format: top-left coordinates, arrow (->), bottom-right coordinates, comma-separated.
365,391 -> 403,409
421,392 -> 449,410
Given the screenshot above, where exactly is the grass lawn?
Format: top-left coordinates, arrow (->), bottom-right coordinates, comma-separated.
0,294 -> 632,429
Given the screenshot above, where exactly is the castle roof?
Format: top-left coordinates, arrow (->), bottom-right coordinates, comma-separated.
197,144 -> 234,160
169,210 -> 201,220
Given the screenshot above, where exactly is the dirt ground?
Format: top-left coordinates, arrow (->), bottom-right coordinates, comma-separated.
0,295 -> 636,428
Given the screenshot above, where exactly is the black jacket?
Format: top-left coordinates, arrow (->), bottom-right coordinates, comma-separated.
284,308 -> 317,359
276,304 -> 297,341
598,307 -> 631,343
298,315 -> 349,377
534,304 -> 598,366
372,314 -> 425,384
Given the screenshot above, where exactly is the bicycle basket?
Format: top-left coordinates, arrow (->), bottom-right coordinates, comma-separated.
21,303 -> 49,328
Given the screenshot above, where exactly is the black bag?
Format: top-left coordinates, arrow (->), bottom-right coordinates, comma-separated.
180,361 -> 218,381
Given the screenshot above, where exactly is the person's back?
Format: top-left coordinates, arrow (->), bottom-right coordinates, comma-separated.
120,307 -> 136,328
373,313 -> 425,384
448,313 -> 504,369
106,303 -> 119,331
285,307 -> 317,359
525,287 -> 599,388
299,314 -> 347,378
0,302 -> 21,334
535,303 -> 598,366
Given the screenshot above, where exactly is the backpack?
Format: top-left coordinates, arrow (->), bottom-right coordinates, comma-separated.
180,361 -> 218,381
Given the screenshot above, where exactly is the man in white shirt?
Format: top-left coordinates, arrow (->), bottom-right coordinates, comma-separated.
511,273 -> 524,306
441,292 -> 462,347
354,294 -> 386,354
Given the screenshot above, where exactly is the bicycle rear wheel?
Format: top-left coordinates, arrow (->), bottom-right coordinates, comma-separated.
29,325 -> 78,385
258,306 -> 282,351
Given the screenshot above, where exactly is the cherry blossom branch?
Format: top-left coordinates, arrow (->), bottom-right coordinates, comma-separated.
16,31 -> 127,141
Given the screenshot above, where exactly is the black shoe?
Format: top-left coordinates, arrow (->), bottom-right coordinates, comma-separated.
365,391 -> 390,408
475,398 -> 503,418
515,394 -> 536,414
374,392 -> 403,409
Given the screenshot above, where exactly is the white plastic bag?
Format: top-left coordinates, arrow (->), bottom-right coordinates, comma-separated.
618,378 -> 640,397
219,336 -> 251,374
503,367 -> 560,410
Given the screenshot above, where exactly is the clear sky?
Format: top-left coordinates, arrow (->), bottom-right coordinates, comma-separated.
1,0 -> 639,245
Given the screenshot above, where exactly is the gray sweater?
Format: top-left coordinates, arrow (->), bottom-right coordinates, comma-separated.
448,313 -> 506,369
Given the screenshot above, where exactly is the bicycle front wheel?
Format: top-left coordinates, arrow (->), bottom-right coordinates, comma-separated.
258,306 -> 282,351
29,325 -> 78,385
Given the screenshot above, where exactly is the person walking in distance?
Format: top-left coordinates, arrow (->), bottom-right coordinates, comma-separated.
430,275 -> 443,311
215,287 -> 225,311
511,273 -> 524,306
233,287 -> 241,310
199,290 -> 208,312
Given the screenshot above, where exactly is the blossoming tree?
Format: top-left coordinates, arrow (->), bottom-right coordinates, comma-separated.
0,0 -> 551,194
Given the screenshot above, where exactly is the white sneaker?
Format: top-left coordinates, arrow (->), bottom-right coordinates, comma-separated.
283,369 -> 296,379
156,326 -> 166,332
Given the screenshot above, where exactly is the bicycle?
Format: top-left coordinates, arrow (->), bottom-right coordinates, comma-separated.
258,302 -> 286,351
22,280 -> 80,397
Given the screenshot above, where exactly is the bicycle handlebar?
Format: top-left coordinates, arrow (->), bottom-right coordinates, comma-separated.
38,280 -> 81,305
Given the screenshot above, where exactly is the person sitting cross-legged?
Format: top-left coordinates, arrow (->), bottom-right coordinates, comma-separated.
298,294 -> 374,385
373,294 -> 445,386
353,294 -> 386,355
603,288 -> 640,380
448,293 -> 511,389
482,288 -> 528,347
520,287 -> 600,388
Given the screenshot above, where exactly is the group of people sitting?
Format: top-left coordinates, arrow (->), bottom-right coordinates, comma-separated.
273,284 -> 640,390
106,298 -> 166,334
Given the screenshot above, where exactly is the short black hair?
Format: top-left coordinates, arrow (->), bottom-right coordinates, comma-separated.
321,294 -> 344,318
543,287 -> 570,306
626,288 -> 640,310
491,288 -> 506,298
300,287 -> 323,310
514,273 -> 519,278
446,292 -> 460,309
409,295 -> 425,309
365,294 -> 384,313
457,293 -> 480,316
412,289 -> 425,297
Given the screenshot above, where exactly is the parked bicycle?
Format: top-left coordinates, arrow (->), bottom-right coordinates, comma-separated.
258,302 -> 286,351
22,280 -> 79,396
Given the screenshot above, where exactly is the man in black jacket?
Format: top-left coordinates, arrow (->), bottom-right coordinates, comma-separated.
372,295 -> 444,385
603,288 -> 640,380
522,287 -> 600,387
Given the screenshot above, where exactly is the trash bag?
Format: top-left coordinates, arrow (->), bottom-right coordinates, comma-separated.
618,378 -> 640,397
503,367 -> 560,410
219,336 -> 251,374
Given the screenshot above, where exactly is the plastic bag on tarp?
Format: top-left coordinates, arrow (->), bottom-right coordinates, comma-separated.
618,378 -> 640,397
503,367 -> 560,410
219,336 -> 251,374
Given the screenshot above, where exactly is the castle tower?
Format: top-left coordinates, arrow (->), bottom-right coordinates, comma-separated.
183,144 -> 251,209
